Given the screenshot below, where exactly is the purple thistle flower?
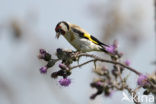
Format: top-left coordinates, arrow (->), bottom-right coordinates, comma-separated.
40,66 -> 48,73
137,74 -> 148,86
59,78 -> 71,87
125,60 -> 130,66
105,40 -> 119,53
105,45 -> 115,54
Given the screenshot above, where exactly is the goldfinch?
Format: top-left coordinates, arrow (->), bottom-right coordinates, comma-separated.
55,21 -> 109,53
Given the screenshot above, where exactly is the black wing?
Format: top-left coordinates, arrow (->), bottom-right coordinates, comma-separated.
90,35 -> 109,46
71,27 -> 108,47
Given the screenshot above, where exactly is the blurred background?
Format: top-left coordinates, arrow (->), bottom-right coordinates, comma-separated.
0,0 -> 155,104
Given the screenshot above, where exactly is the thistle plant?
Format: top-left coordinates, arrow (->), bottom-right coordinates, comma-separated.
38,41 -> 156,104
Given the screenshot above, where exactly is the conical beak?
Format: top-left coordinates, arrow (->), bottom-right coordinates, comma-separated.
56,33 -> 60,39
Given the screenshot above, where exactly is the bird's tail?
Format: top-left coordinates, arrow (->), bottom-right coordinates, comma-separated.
100,46 -> 109,53
100,45 -> 114,56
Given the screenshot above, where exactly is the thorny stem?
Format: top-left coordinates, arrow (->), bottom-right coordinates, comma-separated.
39,48 -> 156,103
71,53 -> 141,75
113,80 -> 141,104
116,65 -> 123,83
125,86 -> 141,104
70,59 -> 95,70
70,51 -> 143,103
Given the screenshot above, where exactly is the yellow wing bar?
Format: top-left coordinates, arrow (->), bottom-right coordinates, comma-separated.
83,33 -> 98,44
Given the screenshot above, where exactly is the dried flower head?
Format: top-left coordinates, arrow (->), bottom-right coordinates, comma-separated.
105,45 -> 115,54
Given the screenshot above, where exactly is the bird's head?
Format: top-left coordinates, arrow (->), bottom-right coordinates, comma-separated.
55,21 -> 69,39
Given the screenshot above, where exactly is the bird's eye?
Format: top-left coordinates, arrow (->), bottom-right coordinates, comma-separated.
60,29 -> 65,35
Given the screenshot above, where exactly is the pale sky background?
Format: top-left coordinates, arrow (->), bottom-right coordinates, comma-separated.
0,0 -> 155,104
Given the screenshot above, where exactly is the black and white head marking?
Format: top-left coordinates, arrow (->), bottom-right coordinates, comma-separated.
55,21 -> 70,38
55,21 -> 69,33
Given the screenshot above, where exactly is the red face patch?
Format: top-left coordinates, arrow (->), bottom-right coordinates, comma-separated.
55,26 -> 61,32
55,25 -> 65,35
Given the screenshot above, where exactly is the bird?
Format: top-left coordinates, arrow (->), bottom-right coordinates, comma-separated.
55,21 -> 109,53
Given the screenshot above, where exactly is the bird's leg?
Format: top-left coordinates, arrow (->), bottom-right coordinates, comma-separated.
74,51 -> 82,65
74,50 -> 82,56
